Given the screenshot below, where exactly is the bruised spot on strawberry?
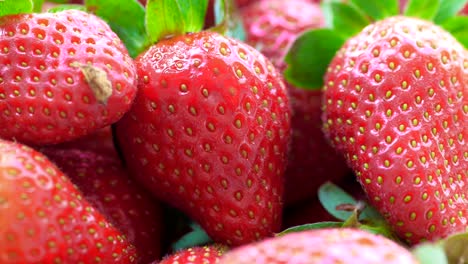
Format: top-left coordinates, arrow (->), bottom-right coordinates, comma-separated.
72,62 -> 113,105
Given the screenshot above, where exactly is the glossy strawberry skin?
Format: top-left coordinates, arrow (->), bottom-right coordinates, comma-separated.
115,31 -> 291,246
40,148 -> 163,264
220,228 -> 418,264
322,16 -> 468,244
0,10 -> 137,145
0,139 -> 136,263
242,0 -> 350,204
156,245 -> 226,264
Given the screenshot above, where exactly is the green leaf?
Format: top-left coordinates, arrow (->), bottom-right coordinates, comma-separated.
85,0 -> 148,58
284,29 -> 345,89
412,243 -> 448,264
349,0 -> 399,20
433,0 -> 468,24
440,16 -> 468,49
440,232 -> 468,264
171,223 -> 212,251
46,4 -> 87,13
31,0 -> 44,12
317,182 -> 357,221
277,222 -> 343,236
0,0 -> 33,16
212,0 -> 246,41
146,0 -> 208,44
322,2 -> 370,38
404,0 -> 441,20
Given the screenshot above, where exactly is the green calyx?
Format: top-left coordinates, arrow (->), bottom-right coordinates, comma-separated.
284,0 -> 468,90
0,0 -> 34,16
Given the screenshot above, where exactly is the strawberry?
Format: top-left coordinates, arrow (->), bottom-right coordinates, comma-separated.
0,139 -> 136,263
40,147 -> 163,264
241,0 -> 351,204
0,10 -> 137,145
114,30 -> 291,246
219,228 -> 418,263
322,16 -> 468,244
156,245 -> 227,264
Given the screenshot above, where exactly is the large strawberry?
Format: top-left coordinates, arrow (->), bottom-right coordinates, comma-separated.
322,16 -> 468,244
219,228 -> 418,263
0,139 -> 136,263
156,245 -> 227,264
241,0 -> 351,204
0,9 -> 137,145
114,29 -> 291,246
40,147 -> 163,264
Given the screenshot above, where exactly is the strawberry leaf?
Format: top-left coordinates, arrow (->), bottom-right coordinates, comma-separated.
441,232 -> 468,264
32,0 -> 44,12
85,0 -> 148,58
46,4 -> 87,12
284,29 -> 345,89
172,222 -> 212,251
412,243 -> 448,264
322,2 -> 370,38
277,222 -> 343,236
349,0 -> 399,20
212,0 -> 246,41
0,0 -> 33,16
317,182 -> 357,221
404,0 -> 441,20
146,0 -> 209,44
433,0 -> 468,24
440,16 -> 468,49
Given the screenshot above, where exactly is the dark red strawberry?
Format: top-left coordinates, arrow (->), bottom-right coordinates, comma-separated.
0,139 -> 136,263
241,0 -> 351,204
114,31 -> 291,246
322,16 -> 468,244
0,10 -> 137,145
156,245 -> 227,264
220,228 -> 418,263
40,147 -> 163,263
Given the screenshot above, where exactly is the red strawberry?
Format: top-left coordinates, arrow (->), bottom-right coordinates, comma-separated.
0,139 -> 136,263
114,31 -> 291,246
241,0 -> 350,204
156,245 -> 227,264
220,228 -> 418,263
0,10 -> 137,145
322,16 -> 468,244
40,148 -> 163,264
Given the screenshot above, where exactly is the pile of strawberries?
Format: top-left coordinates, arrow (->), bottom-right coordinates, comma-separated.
0,0 -> 466,263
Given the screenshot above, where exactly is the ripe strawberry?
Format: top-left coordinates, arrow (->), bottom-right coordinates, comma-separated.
156,245 -> 227,264
0,10 -> 137,145
220,228 -> 418,263
322,16 -> 468,244
241,0 -> 350,204
0,139 -> 136,263
114,31 -> 292,246
40,148 -> 163,264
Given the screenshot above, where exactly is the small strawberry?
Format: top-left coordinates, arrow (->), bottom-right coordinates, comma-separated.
156,245 -> 227,264
241,0 -> 350,204
114,30 -> 291,246
322,16 -> 468,244
0,139 -> 136,263
219,228 -> 418,263
0,10 -> 137,145
40,147 -> 163,264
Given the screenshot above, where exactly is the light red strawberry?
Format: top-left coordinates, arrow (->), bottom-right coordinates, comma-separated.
40,147 -> 163,264
155,245 -> 227,264
114,31 -> 291,246
219,228 -> 418,263
322,16 -> 468,244
241,0 -> 351,204
0,139 -> 136,263
0,10 -> 137,145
